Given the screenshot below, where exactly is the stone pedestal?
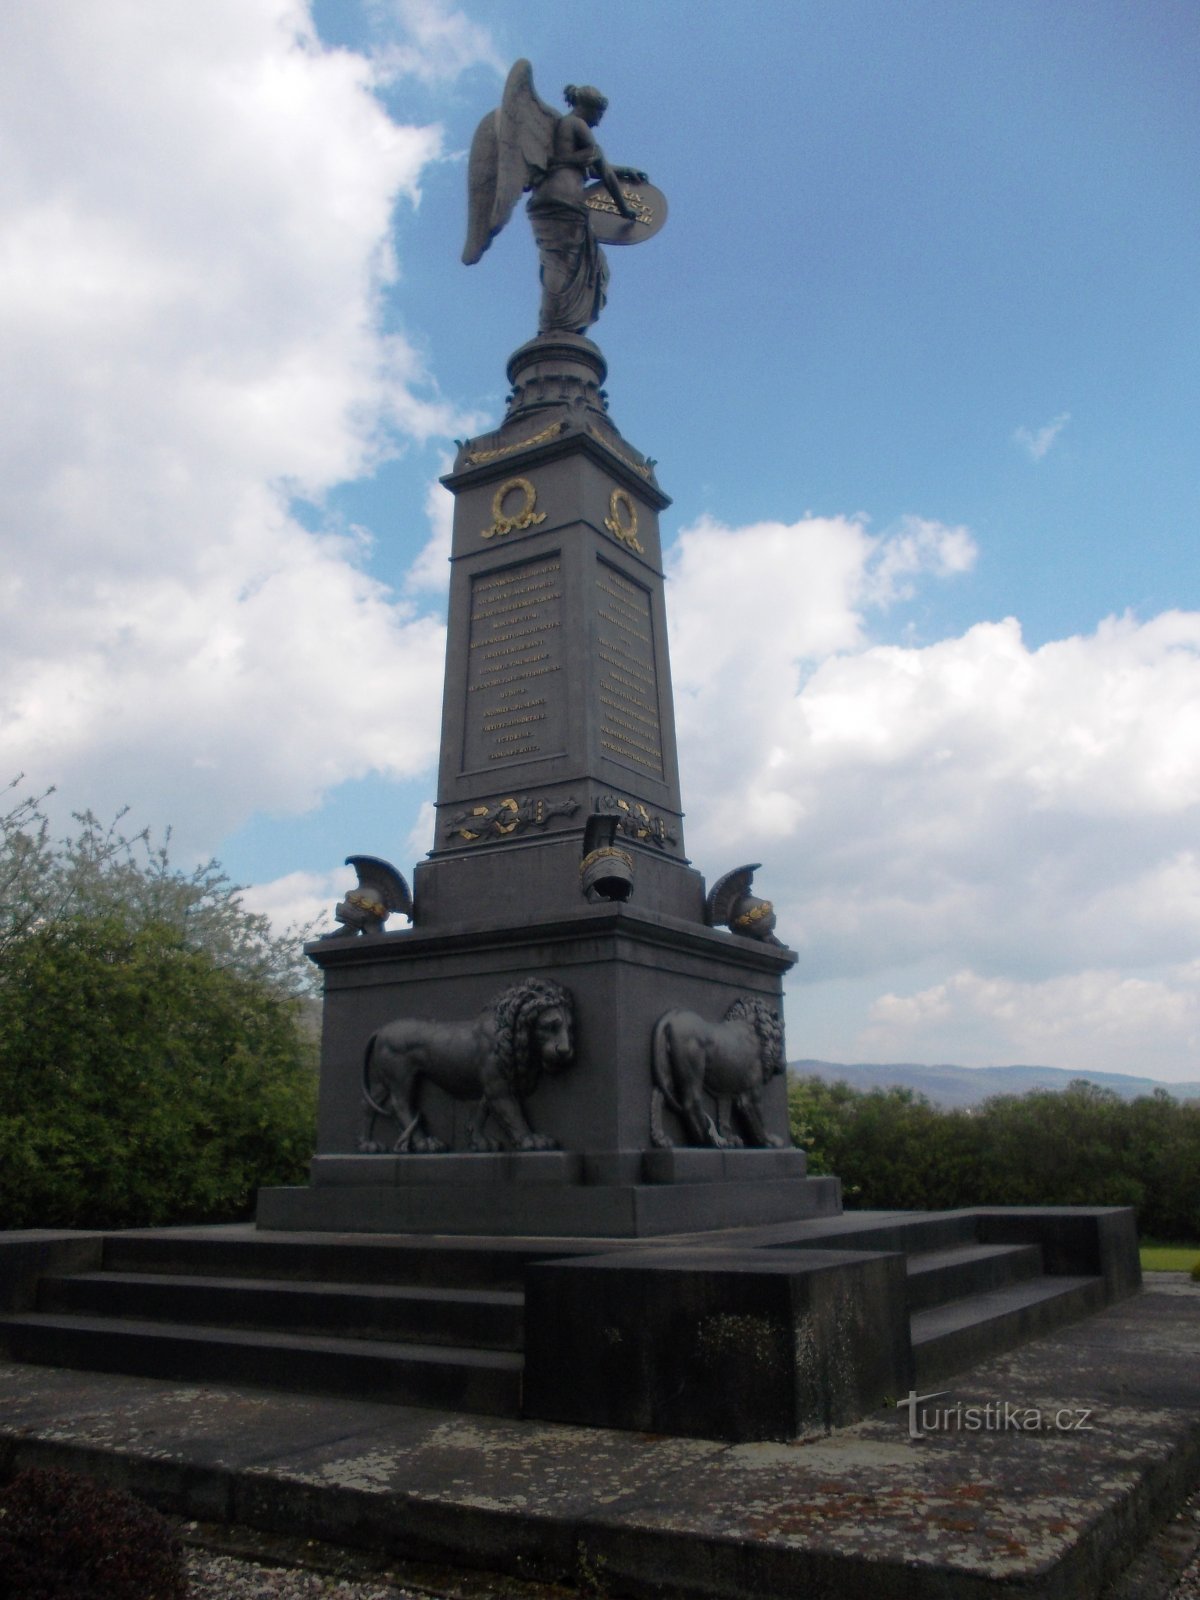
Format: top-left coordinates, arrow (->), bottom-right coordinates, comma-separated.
258,337 -> 838,1237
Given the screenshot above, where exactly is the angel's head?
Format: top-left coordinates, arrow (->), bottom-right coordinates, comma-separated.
564,84 -> 608,127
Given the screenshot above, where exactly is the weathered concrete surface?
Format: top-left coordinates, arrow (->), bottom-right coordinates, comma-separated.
0,1277 -> 1197,1599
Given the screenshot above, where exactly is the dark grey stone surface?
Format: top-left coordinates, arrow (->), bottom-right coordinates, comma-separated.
524,1245 -> 912,1440
4,1276 -> 1199,1600
431,424 -> 685,879
976,1204 -> 1143,1300
257,1174 -> 843,1239
0,1232 -> 104,1312
310,1153 -> 585,1188
305,907 -> 795,1163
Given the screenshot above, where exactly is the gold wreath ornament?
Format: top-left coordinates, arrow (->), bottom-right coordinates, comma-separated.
482,477 -> 547,539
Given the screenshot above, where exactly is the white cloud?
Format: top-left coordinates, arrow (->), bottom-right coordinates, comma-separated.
405,799 -> 439,860
666,511 -> 979,842
369,0 -> 504,84
665,514 -> 1200,1076
859,965 -> 1200,1078
0,1 -> 465,855
406,465 -> 456,592
240,868 -> 343,936
1014,411 -> 1071,461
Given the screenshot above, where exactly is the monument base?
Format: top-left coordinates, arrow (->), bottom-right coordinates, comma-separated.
270,903 -> 823,1237
257,1152 -> 842,1237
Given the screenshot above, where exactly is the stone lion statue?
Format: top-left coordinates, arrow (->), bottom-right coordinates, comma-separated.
358,978 -> 575,1154
650,997 -> 787,1150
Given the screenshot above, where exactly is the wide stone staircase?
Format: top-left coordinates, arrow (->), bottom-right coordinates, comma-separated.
0,1231 -> 556,1417
0,1209 -> 1131,1428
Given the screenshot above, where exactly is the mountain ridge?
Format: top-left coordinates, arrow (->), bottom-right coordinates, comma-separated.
789,1059 -> 1200,1108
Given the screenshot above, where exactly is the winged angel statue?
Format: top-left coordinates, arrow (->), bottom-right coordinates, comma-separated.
463,60 -> 657,336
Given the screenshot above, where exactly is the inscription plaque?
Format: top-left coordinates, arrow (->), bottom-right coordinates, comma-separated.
596,558 -> 663,778
464,554 -> 565,771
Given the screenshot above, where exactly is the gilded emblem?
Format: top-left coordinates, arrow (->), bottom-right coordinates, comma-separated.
585,187 -> 654,226
603,487 -> 644,554
446,793 -> 579,844
600,794 -> 677,849
466,421 -> 563,466
483,477 -> 548,539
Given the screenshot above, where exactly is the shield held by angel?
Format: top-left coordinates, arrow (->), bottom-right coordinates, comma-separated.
463,60 -> 663,337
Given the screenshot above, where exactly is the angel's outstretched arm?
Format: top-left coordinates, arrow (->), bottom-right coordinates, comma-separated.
596,152 -> 637,220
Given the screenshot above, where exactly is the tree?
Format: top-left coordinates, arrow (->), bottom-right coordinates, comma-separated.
788,1069 -> 1200,1239
0,780 -> 318,1228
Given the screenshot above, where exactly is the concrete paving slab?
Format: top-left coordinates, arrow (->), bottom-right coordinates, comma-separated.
0,1277 -> 1197,1599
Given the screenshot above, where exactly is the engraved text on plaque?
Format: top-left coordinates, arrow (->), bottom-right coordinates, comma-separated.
596,558 -> 663,778
464,554 -> 565,771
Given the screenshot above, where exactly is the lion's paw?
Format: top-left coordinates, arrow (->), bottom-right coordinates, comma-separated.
399,1132 -> 447,1154
517,1133 -> 559,1152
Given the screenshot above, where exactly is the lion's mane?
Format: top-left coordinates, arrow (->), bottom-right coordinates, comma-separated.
722,997 -> 785,1081
491,976 -> 573,1096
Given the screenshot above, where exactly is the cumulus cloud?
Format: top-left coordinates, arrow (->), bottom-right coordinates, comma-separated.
1014,411 -> 1071,461
860,965 -> 1200,1078
666,511 -> 979,840
0,0 -> 469,854
666,515 -> 1200,1076
405,467 -> 456,592
369,0 -> 504,84
239,868 -> 342,937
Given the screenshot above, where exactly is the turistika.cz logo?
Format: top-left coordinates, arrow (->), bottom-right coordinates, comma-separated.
899,1390 -> 1096,1439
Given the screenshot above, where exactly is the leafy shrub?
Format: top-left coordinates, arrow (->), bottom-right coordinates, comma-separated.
0,915 -> 316,1228
0,1467 -> 186,1600
0,780 -> 318,1229
789,1072 -> 1200,1238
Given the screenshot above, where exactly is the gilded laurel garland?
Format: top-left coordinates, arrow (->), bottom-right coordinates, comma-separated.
482,477 -> 548,539
603,486 -> 644,552
465,420 -> 564,465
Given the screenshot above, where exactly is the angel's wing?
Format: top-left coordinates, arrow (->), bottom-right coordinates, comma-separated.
462,59 -> 558,266
462,108 -> 500,265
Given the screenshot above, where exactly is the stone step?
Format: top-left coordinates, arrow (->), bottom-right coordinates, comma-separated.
904,1242 -> 1044,1313
911,1274 -> 1106,1387
101,1230 -> 568,1290
762,1209 -> 983,1259
0,1312 -> 523,1416
36,1271 -> 524,1351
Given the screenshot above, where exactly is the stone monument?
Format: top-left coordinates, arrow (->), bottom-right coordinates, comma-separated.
258,60 -> 840,1237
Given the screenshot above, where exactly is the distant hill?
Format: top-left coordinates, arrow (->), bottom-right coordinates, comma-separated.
789,1060 -> 1200,1109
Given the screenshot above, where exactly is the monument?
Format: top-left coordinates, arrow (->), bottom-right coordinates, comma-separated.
0,62 -> 1140,1457
257,60 -> 840,1237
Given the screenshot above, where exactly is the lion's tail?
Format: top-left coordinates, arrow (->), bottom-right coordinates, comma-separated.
650,1014 -> 684,1150
361,1033 -> 392,1123
649,1014 -> 676,1106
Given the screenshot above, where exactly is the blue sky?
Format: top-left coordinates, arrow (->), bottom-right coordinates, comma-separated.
3,0 -> 1198,1077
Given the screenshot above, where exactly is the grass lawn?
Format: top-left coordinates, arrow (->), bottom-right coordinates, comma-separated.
1139,1243 -> 1200,1272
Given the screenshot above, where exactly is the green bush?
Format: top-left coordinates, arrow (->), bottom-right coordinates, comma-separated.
788,1072 -> 1200,1238
0,915 -> 316,1228
0,1466 -> 186,1600
0,779 -> 317,1229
